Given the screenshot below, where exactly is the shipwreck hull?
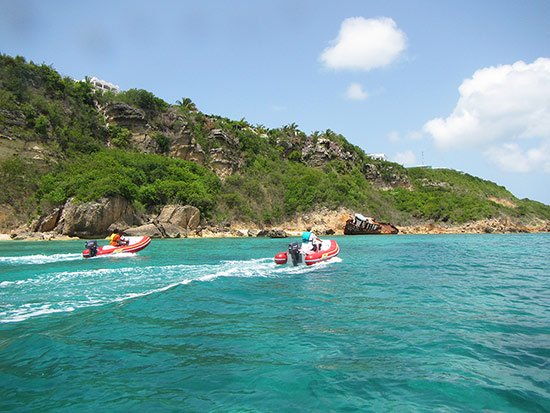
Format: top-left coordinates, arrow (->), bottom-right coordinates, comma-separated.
344,219 -> 399,235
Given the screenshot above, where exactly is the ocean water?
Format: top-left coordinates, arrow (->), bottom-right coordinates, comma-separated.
0,234 -> 548,412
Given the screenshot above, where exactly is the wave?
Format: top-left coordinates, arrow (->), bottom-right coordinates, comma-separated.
0,256 -> 340,323
0,253 -> 82,266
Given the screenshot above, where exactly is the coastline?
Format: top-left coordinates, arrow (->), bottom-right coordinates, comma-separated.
1,217 -> 548,242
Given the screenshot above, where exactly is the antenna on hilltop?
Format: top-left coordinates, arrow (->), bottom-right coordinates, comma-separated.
421,151 -> 424,166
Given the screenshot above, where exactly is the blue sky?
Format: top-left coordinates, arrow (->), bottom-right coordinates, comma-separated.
1,0 -> 549,204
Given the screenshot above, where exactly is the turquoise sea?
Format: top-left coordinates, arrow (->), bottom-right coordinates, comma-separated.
0,234 -> 548,412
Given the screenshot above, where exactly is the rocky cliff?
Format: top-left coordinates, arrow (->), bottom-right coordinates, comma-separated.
99,101 -> 407,189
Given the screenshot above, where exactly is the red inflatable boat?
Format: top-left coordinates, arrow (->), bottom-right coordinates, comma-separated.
274,239 -> 340,266
82,236 -> 151,258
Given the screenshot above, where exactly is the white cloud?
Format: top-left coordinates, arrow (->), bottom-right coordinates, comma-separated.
406,131 -> 423,141
393,150 -> 417,166
320,17 -> 407,71
485,142 -> 550,173
387,130 -> 400,143
387,130 -> 424,144
345,83 -> 368,100
423,58 -> 550,173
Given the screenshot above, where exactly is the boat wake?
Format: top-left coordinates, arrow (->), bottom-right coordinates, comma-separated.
0,256 -> 340,323
0,253 -> 82,266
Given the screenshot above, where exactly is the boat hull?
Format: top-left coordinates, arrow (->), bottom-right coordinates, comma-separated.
304,240 -> 340,265
83,236 -> 151,258
274,239 -> 340,266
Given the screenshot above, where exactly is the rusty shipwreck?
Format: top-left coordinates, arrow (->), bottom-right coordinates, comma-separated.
344,213 -> 399,235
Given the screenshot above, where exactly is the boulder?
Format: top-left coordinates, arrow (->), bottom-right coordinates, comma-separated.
56,197 -> 141,237
35,208 -> 61,232
157,205 -> 200,229
124,223 -> 163,238
158,222 -> 186,238
122,205 -> 201,238
267,229 -> 287,238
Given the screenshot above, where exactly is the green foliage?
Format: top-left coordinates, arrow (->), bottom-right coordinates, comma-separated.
0,54 -> 106,151
288,150 -> 302,163
108,125 -> 132,149
217,157 -> 371,223
514,199 -> 550,220
117,88 -> 169,112
382,168 -> 525,223
176,97 -> 197,113
0,157 -> 40,208
387,187 -> 499,223
37,149 -> 221,216
33,114 -> 50,136
153,132 -> 171,153
407,167 -> 511,199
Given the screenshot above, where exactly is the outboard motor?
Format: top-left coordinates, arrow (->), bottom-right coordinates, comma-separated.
83,240 -> 98,258
288,242 -> 302,266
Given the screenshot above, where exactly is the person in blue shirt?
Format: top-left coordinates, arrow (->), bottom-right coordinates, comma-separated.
301,227 -> 322,252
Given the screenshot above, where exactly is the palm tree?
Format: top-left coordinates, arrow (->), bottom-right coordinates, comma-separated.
176,97 -> 197,113
283,122 -> 300,137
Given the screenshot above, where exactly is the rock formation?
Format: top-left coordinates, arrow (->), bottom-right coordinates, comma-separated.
302,138 -> 356,166
207,129 -> 244,179
156,204 -> 200,229
124,204 -> 202,238
56,196 -> 142,237
104,102 -> 148,131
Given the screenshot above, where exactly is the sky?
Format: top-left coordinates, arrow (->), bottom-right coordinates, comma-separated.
1,0 -> 549,204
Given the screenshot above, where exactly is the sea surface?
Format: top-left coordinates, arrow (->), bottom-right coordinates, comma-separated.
0,234 -> 548,412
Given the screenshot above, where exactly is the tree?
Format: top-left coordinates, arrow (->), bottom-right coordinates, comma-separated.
176,97 -> 197,113
120,89 -> 168,112
283,122 -> 299,137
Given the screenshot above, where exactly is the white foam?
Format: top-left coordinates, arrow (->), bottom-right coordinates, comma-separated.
0,256 -> 341,323
0,253 -> 82,265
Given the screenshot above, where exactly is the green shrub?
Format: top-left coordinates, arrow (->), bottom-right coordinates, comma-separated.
0,157 -> 40,207
117,88 -> 169,113
37,149 -> 221,216
34,114 -> 50,136
108,125 -> 132,148
153,132 -> 171,153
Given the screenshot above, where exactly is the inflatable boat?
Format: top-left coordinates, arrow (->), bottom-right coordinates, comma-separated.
82,236 -> 151,258
274,239 -> 340,266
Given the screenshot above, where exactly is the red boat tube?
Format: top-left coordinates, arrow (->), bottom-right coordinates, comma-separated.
83,236 -> 151,258
304,240 -> 340,265
274,252 -> 288,264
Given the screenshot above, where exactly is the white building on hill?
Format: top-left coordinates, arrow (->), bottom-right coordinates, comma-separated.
368,153 -> 387,161
88,76 -> 119,93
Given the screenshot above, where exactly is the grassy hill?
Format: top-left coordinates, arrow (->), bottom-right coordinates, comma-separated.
1,54 -> 549,231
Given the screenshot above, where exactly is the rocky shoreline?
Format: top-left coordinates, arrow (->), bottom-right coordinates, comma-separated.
398,218 -> 550,235
2,208 -> 548,242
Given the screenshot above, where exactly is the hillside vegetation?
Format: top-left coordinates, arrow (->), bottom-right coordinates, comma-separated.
1,54 -> 549,231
